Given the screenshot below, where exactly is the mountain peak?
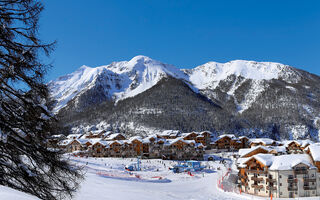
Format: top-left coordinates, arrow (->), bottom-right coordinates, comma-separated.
129,55 -> 153,63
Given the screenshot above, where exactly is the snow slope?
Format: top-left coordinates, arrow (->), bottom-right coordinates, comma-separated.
185,60 -> 287,90
2,156 -> 320,200
49,56 -> 300,113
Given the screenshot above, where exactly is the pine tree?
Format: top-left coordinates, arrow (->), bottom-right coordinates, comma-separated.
0,0 -> 83,199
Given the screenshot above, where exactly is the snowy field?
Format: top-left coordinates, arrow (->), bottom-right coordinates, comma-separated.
1,155 -> 320,200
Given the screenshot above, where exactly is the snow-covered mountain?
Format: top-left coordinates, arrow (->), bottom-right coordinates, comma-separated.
49,55 -> 188,113
49,56 -> 299,113
49,56 -> 320,140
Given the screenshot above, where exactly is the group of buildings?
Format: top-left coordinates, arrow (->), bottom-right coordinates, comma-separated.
49,130 -> 211,160
236,139 -> 320,198
49,130 -> 320,198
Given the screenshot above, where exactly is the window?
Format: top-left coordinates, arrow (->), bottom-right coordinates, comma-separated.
280,183 -> 282,186
279,175 -> 282,178
280,192 -> 282,195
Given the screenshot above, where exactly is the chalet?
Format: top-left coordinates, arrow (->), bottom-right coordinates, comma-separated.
199,131 -> 212,148
305,143 -> 320,172
69,139 -> 92,152
129,136 -> 143,156
83,130 -> 106,139
109,140 -> 122,157
90,141 -> 109,157
159,130 -> 181,139
212,134 -> 236,150
105,133 -> 126,141
268,146 -> 286,155
163,138 -> 204,160
238,146 -> 270,158
239,153 -> 320,198
249,138 -> 276,147
58,139 -> 73,152
238,136 -> 249,149
182,132 -> 198,141
67,133 -> 83,140
47,134 -> 67,148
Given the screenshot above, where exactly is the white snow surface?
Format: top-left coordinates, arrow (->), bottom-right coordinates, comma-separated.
186,60 -> 286,90
0,156 -> 243,200
2,155 -> 320,200
49,56 -> 298,113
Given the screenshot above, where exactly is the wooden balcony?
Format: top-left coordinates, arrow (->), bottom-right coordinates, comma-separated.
266,178 -> 276,183
266,186 -> 277,191
287,178 -> 297,183
251,184 -> 263,189
251,177 -> 263,181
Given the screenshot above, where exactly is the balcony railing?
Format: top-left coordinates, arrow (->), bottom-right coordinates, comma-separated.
288,186 -> 298,191
266,178 -> 276,183
287,178 -> 297,183
266,186 -> 277,191
251,184 -> 263,189
251,177 -> 263,181
303,185 -> 316,190
303,178 -> 316,182
246,170 -> 267,174
294,169 -> 308,174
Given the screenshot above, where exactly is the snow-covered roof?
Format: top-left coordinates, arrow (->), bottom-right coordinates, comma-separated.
164,137 -> 187,146
282,140 -> 300,147
67,134 -> 83,139
282,139 -> 313,148
200,131 -> 212,135
249,138 -> 274,145
268,146 -> 286,153
243,153 -> 315,171
106,133 -> 124,140
306,143 -> 320,162
269,154 -> 315,171
129,136 -> 142,142
50,134 -> 66,139
238,146 -> 270,158
181,132 -> 198,137
239,136 -> 249,140
89,138 -> 103,144
58,139 -> 73,146
102,131 -> 113,137
218,134 -> 236,139
160,130 -> 181,136
249,153 -> 274,167
237,157 -> 251,168
76,139 -> 91,145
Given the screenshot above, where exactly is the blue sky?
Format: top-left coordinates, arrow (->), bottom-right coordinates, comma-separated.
40,0 -> 320,81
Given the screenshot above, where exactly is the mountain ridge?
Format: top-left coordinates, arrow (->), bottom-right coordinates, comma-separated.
48,56 -> 320,140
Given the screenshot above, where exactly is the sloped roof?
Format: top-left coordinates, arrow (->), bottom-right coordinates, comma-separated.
238,145 -> 270,157
306,143 -> 320,162
243,153 -> 315,171
249,138 -> 274,145
269,154 -> 315,170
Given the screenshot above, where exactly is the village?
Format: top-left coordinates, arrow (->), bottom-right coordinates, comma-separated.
47,130 -> 320,199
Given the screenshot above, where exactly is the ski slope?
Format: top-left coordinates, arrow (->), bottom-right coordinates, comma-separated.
1,156 -> 320,200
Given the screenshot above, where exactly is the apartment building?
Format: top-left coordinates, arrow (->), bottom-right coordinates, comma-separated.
239,153 -> 320,198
